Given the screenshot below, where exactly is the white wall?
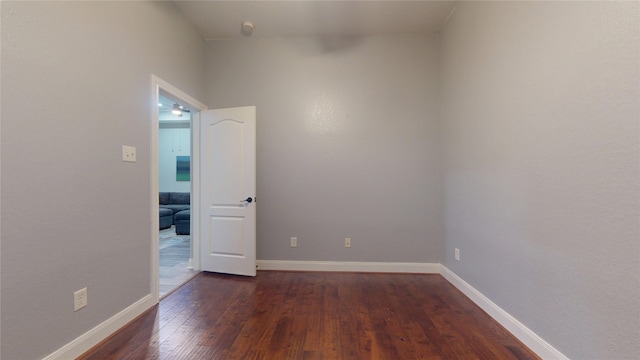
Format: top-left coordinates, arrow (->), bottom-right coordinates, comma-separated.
439,1 -> 639,359
159,126 -> 191,192
0,1 -> 205,359
206,35 -> 443,263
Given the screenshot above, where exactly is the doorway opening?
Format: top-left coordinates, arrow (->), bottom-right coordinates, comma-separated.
158,91 -> 196,297
151,76 -> 208,301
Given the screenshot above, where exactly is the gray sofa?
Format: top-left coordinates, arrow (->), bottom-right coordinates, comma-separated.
159,208 -> 173,230
159,192 -> 190,233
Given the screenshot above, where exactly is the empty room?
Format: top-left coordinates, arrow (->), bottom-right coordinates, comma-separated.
1,1 -> 638,359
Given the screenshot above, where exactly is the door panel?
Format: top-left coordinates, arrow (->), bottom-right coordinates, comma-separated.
200,106 -> 256,276
208,216 -> 244,256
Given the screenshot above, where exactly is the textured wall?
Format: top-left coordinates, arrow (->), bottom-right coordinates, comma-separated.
206,35 -> 443,263
439,1 -> 639,358
0,2 -> 205,359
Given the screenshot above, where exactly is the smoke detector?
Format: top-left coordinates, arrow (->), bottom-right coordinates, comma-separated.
242,21 -> 255,36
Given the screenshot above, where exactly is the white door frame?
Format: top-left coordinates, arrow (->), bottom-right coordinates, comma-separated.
150,75 -> 207,303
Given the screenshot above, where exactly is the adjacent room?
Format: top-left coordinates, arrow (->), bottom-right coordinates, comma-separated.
1,1 -> 638,360
157,92 -> 197,298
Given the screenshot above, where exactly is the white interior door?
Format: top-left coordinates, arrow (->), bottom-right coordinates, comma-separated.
200,106 -> 256,276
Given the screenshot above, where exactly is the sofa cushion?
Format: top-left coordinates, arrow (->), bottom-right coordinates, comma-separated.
175,210 -> 190,235
159,192 -> 170,205
159,208 -> 173,229
169,192 -> 190,205
160,204 -> 190,215
174,209 -> 190,221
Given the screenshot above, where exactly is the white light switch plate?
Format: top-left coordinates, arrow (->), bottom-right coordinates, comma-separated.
122,145 -> 136,162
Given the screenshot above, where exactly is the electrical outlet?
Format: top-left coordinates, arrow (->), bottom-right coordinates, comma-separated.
455,248 -> 460,261
74,287 -> 88,311
122,145 -> 136,162
345,238 -> 351,248
290,237 -> 298,248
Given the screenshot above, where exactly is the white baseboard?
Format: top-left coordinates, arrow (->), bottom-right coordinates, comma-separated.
257,260 -> 440,273
440,266 -> 568,360
43,294 -> 156,360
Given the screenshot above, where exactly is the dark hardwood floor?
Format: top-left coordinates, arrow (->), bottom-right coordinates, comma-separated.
79,271 -> 540,360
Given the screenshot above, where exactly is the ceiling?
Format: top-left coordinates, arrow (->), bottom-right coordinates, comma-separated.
158,93 -> 183,113
158,93 -> 191,122
173,1 -> 458,40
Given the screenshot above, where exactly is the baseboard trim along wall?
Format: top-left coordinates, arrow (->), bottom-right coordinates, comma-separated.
46,262 -> 568,360
43,294 -> 156,360
440,266 -> 569,360
256,260 -> 441,273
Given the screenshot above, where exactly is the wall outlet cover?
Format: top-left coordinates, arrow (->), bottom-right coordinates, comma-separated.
74,287 -> 88,311
122,145 -> 137,162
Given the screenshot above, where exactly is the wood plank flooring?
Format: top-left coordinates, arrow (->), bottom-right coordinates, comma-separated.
79,271 -> 540,360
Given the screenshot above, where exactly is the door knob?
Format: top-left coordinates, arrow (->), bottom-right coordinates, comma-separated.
241,197 -> 253,203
